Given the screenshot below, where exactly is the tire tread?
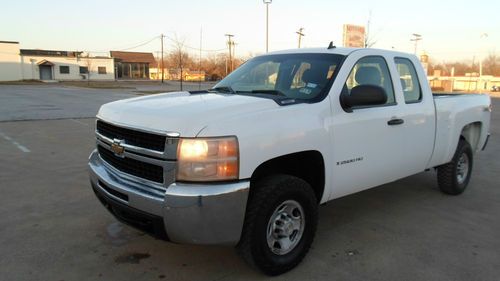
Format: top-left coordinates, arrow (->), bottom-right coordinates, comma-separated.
237,175 -> 317,275
437,139 -> 473,195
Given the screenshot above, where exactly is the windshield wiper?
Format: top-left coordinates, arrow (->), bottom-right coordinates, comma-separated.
250,89 -> 286,96
210,86 -> 236,94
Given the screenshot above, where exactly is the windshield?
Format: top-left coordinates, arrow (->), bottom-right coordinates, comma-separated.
213,53 -> 344,101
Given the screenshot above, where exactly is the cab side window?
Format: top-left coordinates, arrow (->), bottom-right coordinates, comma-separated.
395,58 -> 422,103
343,56 -> 395,105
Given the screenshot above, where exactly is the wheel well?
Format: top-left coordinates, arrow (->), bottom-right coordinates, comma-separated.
460,122 -> 482,152
250,151 -> 325,202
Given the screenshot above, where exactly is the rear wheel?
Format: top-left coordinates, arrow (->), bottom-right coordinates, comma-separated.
437,139 -> 473,195
237,175 -> 318,276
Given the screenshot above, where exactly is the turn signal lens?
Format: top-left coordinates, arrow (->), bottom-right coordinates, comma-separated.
176,137 -> 239,181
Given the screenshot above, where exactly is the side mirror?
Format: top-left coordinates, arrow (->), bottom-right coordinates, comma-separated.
341,85 -> 387,110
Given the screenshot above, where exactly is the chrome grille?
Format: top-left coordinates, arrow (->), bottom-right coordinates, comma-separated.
96,120 -> 166,151
97,145 -> 164,184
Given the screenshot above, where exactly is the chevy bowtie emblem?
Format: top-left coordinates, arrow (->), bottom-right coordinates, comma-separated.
111,139 -> 125,156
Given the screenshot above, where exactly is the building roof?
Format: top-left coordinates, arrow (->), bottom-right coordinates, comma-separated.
110,51 -> 156,64
20,49 -> 82,57
37,59 -> 55,66
0,41 -> 19,44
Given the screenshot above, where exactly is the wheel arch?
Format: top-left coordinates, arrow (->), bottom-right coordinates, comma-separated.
249,150 -> 325,203
460,121 -> 483,152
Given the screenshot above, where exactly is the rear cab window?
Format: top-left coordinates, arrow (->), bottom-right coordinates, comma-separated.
394,58 -> 422,103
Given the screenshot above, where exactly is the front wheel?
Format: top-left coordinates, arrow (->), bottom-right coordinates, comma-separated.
437,139 -> 473,195
237,175 -> 318,276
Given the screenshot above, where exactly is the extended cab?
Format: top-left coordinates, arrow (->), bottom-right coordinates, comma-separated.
89,47 -> 491,275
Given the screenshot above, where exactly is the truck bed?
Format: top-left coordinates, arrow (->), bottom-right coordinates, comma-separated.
433,92 -> 483,97
427,93 -> 491,168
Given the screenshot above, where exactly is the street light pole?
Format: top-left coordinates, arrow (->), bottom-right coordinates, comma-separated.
263,0 -> 272,52
160,34 -> 165,83
410,33 -> 422,55
479,33 -> 488,91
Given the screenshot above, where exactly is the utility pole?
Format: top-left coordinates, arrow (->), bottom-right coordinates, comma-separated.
160,34 -> 165,83
410,33 -> 422,55
296,27 -> 305,48
156,51 -> 160,80
263,0 -> 272,52
225,56 -> 228,77
199,27 -> 203,90
180,50 -> 183,91
231,40 -> 236,72
225,34 -> 234,73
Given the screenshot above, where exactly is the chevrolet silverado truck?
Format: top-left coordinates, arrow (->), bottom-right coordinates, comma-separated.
89,46 -> 491,275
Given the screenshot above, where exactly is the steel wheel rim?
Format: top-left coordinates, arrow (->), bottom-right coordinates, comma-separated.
266,200 -> 305,255
456,153 -> 469,184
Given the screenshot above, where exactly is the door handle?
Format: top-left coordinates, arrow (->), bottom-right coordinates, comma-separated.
387,118 -> 404,126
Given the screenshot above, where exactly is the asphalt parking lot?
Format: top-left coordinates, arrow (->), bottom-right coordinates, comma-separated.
1,85 -> 499,281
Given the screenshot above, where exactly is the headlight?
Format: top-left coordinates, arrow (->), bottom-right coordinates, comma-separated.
176,136 -> 239,182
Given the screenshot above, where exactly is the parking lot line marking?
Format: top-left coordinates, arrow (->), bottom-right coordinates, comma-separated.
0,131 -> 31,153
70,119 -> 89,126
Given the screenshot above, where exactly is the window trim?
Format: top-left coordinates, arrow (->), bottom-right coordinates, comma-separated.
350,101 -> 398,111
214,53 -> 347,106
98,66 -> 107,75
59,65 -> 70,74
394,56 -> 423,104
340,55 -> 397,112
79,66 -> 89,74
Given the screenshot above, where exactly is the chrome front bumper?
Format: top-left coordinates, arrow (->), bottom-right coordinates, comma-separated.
88,150 -> 250,245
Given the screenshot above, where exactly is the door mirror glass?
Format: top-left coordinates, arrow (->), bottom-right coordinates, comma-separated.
342,85 -> 387,108
340,56 -> 395,112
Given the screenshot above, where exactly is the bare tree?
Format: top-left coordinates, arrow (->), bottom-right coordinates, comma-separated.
169,35 -> 189,90
429,58 -> 479,76
482,53 -> 500,76
84,54 -> 93,86
364,10 -> 377,48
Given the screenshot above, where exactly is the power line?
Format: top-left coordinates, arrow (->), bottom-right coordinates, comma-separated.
119,36 -> 159,51
88,36 -> 160,53
163,34 -> 226,52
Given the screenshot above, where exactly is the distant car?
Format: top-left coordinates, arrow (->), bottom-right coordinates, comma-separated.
492,86 -> 499,92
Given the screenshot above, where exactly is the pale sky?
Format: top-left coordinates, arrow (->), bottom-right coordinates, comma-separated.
1,0 -> 498,62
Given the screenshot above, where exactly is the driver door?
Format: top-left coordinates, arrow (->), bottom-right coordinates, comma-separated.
329,52 -> 407,199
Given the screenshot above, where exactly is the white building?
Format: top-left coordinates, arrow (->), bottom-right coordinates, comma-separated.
0,41 -> 114,81
0,41 -> 23,81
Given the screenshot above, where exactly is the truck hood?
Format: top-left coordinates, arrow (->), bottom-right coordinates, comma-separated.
97,92 -> 278,137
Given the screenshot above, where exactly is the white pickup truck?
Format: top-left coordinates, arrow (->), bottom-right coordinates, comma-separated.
89,46 -> 491,275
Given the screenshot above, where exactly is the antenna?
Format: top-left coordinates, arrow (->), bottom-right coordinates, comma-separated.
327,41 -> 336,49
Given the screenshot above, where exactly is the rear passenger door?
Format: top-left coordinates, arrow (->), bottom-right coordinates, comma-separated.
392,57 -> 435,173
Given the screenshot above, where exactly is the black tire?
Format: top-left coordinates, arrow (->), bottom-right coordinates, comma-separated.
437,139 -> 473,195
237,175 -> 318,276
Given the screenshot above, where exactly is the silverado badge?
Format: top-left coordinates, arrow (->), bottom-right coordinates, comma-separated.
111,139 -> 125,156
